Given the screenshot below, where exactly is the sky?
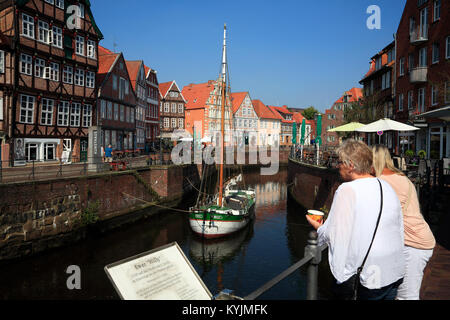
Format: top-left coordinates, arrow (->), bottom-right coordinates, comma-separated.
90,0 -> 407,113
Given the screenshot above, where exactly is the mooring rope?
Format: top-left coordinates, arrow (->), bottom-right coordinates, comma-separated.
122,192 -> 192,214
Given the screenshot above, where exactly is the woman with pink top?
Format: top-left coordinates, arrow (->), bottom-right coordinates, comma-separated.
372,145 -> 436,300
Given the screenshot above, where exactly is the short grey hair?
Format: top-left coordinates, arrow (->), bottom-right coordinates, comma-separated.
336,139 -> 373,175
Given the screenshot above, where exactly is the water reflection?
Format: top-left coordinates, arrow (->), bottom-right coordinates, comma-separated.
0,168 -> 333,300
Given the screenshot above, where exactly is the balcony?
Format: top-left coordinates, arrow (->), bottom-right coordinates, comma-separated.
410,25 -> 428,45
410,67 -> 428,83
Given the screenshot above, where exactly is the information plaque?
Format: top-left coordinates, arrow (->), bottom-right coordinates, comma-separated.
104,242 -> 212,300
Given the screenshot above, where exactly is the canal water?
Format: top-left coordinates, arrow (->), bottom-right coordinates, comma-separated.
0,168 -> 334,300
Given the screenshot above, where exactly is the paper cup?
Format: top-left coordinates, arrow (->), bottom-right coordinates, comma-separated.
307,210 -> 324,224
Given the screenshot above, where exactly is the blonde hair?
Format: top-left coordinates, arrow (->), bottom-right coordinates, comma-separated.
336,139 -> 373,175
372,145 -> 405,177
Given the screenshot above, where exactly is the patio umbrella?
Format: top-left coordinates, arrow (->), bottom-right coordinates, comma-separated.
292,122 -> 297,145
300,119 -> 306,145
328,122 -> 365,132
316,114 -> 322,146
356,118 -> 419,133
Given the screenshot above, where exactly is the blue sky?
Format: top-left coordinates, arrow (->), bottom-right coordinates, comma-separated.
91,0 -> 406,113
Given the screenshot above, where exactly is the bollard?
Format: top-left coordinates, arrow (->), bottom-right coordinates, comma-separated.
305,231 -> 321,300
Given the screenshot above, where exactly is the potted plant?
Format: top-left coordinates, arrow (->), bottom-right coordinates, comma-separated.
418,150 -> 427,160
405,149 -> 414,164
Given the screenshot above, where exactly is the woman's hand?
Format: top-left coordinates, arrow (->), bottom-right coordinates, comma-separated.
306,215 -> 324,230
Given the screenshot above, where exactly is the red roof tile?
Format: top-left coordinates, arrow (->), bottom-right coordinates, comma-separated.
334,88 -> 363,104
125,60 -> 142,91
159,81 -> 174,99
97,51 -> 120,86
182,81 -> 216,110
98,45 -> 114,56
231,92 -> 248,114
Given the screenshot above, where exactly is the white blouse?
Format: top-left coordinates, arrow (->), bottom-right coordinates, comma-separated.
317,178 -> 405,289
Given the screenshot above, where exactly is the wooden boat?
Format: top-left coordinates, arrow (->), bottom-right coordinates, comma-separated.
189,25 -> 256,239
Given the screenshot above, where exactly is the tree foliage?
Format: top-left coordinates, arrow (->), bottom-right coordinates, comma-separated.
302,106 -> 319,120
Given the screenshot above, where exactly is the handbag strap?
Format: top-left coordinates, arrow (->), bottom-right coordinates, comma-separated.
357,179 -> 384,274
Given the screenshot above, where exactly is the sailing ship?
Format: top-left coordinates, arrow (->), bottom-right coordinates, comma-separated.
189,25 -> 256,239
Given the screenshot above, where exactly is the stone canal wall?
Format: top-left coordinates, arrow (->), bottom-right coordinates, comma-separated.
0,164 -> 204,262
287,158 -> 342,212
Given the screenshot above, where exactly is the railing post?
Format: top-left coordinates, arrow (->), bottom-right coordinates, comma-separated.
305,231 -> 321,300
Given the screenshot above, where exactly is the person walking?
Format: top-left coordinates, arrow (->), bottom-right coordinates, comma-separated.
104,144 -> 113,163
306,139 -> 405,300
372,145 -> 435,300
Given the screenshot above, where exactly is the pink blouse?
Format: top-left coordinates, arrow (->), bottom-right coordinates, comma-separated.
381,174 -> 436,250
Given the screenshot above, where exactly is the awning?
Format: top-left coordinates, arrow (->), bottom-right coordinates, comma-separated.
156,132 -> 174,139
420,105 -> 450,122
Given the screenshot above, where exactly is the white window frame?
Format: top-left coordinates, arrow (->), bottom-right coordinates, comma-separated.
22,14 -> 35,39
20,94 -> 35,124
164,103 -> 170,113
70,103 -> 81,127
86,71 -> 95,88
20,54 -> 32,75
38,20 -> 51,44
418,88 -> 426,113
50,62 -> 59,81
432,43 -> 440,64
57,101 -> 70,126
52,26 -> 63,48
87,40 -> 96,59
398,94 -> 404,112
0,50 -> 5,73
114,103 -> 119,121
43,143 -> 56,161
76,35 -> 84,56
0,97 -> 3,120
171,103 -> 177,113
78,3 -> 85,18
55,0 -> 64,9
63,65 -> 73,84
82,104 -> 92,127
434,0 -> 441,22
112,74 -> 118,91
34,58 -> 46,78
40,98 -> 54,125
164,118 -> 169,128
107,101 -> 113,120
75,69 -> 85,86
419,47 -> 427,67
399,57 -> 405,76
178,118 -> 184,129
408,91 -> 414,110
431,86 -> 438,106
100,100 -> 106,119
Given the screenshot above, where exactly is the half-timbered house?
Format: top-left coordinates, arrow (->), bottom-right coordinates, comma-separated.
0,0 -> 103,165
96,46 -> 136,153
144,65 -> 159,151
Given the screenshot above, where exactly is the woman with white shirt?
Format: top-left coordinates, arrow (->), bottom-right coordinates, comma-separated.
306,140 -> 405,300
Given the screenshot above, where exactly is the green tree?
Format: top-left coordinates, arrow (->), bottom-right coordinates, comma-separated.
302,106 -> 319,120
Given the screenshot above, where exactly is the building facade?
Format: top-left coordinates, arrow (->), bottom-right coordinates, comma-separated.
96,46 -> 136,153
269,106 -> 293,146
323,88 -> 363,148
0,0 -> 103,165
144,66 -> 159,150
159,81 -> 186,137
293,112 -> 312,146
183,80 -> 233,145
396,0 -> 450,159
252,99 -> 280,147
231,92 -> 258,147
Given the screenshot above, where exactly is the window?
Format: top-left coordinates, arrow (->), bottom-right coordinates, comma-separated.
86,71 -> 95,88
70,103 -> 81,127
120,105 -> 124,122
419,47 -> 427,67
87,40 -> 96,59
75,69 -> 84,86
44,0 -> 54,4
178,118 -> 184,129
50,62 -> 59,81
171,103 -> 177,113
76,36 -> 84,56
434,0 -> 441,22
131,109 -> 135,124
399,57 -> 405,76
388,48 -> 395,62
82,105 -> 92,127
26,143 -> 39,162
78,3 -> 85,18
38,20 -> 50,44
107,101 -> 113,120
44,143 -> 56,161
432,43 -> 440,63
35,58 -> 46,78
112,74 -> 118,90
22,14 -> 35,38
20,54 -> 32,75
408,53 -> 415,71
447,36 -> 450,59
431,86 -> 438,106
164,103 -> 169,113
164,118 -> 169,128
125,106 -> 130,123
418,88 -> 425,113
20,95 -> 35,124
63,66 -> 73,84
100,100 -> 106,119
0,50 -> 4,73
398,94 -> 404,111
446,82 -> 450,103
382,72 -> 391,90
178,104 -> 183,114
171,118 -> 177,128
114,103 -> 119,120
119,77 -> 126,99
0,97 -> 3,120
55,0 -> 64,9
52,26 -> 63,48
40,98 -> 54,125
408,91 -> 414,110
57,101 -> 70,126
375,57 -> 382,70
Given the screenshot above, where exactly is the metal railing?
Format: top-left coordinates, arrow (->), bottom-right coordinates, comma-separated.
290,146 -> 339,169
244,231 -> 328,300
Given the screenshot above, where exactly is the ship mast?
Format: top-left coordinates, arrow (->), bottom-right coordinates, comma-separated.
218,24 -> 227,207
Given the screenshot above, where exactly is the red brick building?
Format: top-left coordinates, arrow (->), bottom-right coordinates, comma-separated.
396,0 -> 450,159
322,88 -> 363,147
96,46 -> 136,153
0,0 -> 103,166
